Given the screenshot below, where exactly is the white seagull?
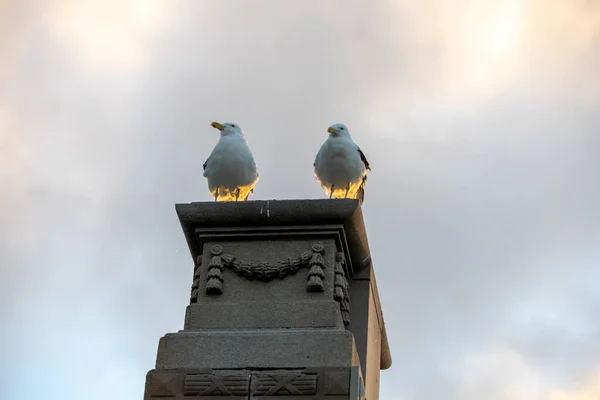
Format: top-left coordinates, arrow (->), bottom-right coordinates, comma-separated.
313,123 -> 371,203
202,121 -> 259,201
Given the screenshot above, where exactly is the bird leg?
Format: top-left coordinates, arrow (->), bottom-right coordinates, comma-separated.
329,184 -> 335,199
214,186 -> 219,202
344,183 -> 350,198
235,188 -> 240,201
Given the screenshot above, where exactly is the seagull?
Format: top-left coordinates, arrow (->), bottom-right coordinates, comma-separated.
314,123 -> 371,203
202,121 -> 259,201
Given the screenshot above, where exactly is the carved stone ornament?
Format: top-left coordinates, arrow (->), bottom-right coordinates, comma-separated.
334,252 -> 351,326
193,242 -> 328,296
184,373 -> 250,396
205,245 -> 225,295
145,367 -> 361,399
252,371 -> 318,396
190,255 -> 203,303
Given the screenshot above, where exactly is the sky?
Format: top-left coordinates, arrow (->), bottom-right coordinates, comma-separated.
1,1 -> 599,399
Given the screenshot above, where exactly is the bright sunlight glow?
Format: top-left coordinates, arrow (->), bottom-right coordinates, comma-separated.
44,0 -> 171,73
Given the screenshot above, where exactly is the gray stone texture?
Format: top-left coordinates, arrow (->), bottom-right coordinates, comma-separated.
156,329 -> 360,370
144,367 -> 365,400
185,300 -> 344,330
145,199 -> 389,400
187,238 -> 343,330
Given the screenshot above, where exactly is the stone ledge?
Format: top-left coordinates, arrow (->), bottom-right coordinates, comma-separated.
176,199 -> 368,274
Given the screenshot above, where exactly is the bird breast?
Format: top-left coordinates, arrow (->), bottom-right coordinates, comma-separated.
315,138 -> 365,185
204,137 -> 258,188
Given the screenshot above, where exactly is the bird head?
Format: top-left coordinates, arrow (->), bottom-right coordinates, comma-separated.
211,121 -> 244,137
327,123 -> 350,138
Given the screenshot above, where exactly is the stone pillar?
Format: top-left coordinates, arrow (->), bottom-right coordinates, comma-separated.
144,199 -> 391,400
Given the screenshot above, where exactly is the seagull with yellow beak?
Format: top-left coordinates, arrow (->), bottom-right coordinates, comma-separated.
314,123 -> 371,203
202,121 -> 259,201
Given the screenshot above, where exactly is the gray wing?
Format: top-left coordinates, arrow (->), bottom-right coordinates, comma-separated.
358,148 -> 371,171
357,146 -> 370,204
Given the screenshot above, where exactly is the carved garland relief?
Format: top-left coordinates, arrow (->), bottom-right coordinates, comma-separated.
333,252 -> 351,326
189,242 -> 351,326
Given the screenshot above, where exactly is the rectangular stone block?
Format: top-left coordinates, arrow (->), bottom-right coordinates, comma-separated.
144,367 -> 365,400
184,371 -> 250,396
186,235 -> 349,331
144,369 -> 251,400
185,300 -> 344,330
156,329 -> 360,370
252,370 -> 318,396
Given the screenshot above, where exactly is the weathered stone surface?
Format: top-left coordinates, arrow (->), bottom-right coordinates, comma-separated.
144,200 -> 390,400
347,266 -> 391,398
144,369 -> 251,399
183,371 -> 251,396
323,369 -> 351,395
176,200 -> 369,275
196,239 -> 337,301
145,370 -> 179,397
156,329 -> 360,370
176,199 -> 391,372
144,367 -> 365,399
251,371 -> 318,396
185,300 -> 344,330
184,236 -> 346,331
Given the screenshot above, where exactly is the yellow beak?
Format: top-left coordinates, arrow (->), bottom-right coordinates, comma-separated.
327,127 -> 337,134
211,121 -> 225,131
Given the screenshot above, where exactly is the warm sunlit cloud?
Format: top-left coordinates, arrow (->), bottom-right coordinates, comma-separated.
485,6 -> 520,61
390,0 -> 526,95
391,0 -> 598,95
548,372 -> 600,400
366,0 -> 599,134
457,349 -> 600,400
458,348 -> 542,400
440,1 -> 524,92
43,0 -> 173,73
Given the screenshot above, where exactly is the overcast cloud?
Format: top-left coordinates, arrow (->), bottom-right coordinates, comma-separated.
1,1 -> 599,399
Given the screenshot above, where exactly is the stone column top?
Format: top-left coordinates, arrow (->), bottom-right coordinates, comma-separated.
177,199 -> 368,266
175,199 -> 391,370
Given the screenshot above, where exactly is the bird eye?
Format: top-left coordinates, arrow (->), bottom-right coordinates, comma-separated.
231,124 -> 236,127
340,127 -> 344,130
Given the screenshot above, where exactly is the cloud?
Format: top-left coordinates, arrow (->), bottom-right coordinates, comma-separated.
549,372 -> 600,400
1,1 -> 599,399
44,0 -> 174,73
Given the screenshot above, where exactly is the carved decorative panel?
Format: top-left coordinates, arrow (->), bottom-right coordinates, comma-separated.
252,371 -> 317,396
145,367 -> 364,399
197,242 -> 328,296
184,373 -> 250,396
